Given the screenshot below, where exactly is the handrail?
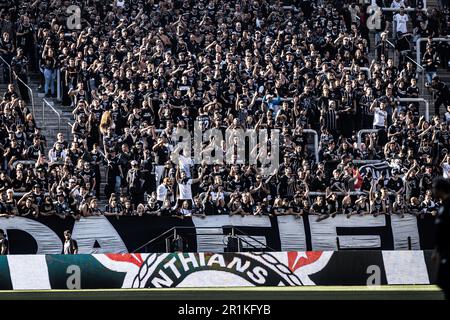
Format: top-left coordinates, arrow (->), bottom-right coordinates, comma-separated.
56,68 -> 62,101
357,99 -> 430,149
384,38 -> 399,66
416,37 -> 450,67
12,160 -> 37,169
13,192 -> 50,198
0,55 -> 35,118
42,98 -> 61,132
404,55 -> 425,71
67,122 -> 74,142
385,38 -> 426,95
343,67 -> 371,79
132,225 -> 276,253
0,55 -> 12,83
132,227 -> 178,253
232,226 -> 276,251
385,39 -> 395,49
398,97 -> 429,121
381,7 -> 426,12
304,129 -> 319,164
357,129 -> 379,149
14,72 -> 35,118
352,160 -> 386,165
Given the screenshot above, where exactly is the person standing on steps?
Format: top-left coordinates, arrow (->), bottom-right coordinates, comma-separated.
40,45 -> 56,98
10,48 -> 29,102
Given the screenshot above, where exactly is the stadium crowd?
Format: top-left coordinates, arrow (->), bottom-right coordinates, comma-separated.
0,0 -> 449,221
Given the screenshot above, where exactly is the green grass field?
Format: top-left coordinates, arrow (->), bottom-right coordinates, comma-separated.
0,285 -> 444,300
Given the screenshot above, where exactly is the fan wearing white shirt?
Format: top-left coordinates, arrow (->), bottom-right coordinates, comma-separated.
440,154 -> 450,178
156,177 -> 174,206
175,167 -> 204,208
370,100 -> 388,129
393,7 -> 409,35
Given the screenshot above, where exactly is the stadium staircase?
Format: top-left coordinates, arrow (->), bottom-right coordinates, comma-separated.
382,0 -> 450,118
0,71 -> 110,207
36,83 -> 110,207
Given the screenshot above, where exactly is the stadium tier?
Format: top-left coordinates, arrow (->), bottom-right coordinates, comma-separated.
0,0 -> 449,299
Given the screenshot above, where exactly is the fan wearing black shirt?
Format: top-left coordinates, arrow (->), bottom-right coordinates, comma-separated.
289,193 -> 304,218
10,48 -> 29,102
17,192 -> 39,217
387,170 -> 404,201
405,160 -> 421,201
26,137 -> 44,160
310,196 -> 329,221
326,191 -> 340,218
4,139 -> 23,169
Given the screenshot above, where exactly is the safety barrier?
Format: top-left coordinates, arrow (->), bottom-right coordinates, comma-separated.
343,67 -> 371,79
415,37 -> 450,68
304,129 -> 319,163
398,97 -> 429,121
0,55 -> 36,118
357,129 -> 379,150
42,98 -> 61,132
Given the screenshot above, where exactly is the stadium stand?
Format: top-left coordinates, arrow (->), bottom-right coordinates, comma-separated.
0,0 -> 449,223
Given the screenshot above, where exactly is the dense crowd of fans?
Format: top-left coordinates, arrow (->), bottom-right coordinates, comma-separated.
0,0 -> 449,221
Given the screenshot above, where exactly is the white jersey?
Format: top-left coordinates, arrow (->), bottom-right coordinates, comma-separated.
373,107 -> 387,127
157,184 -> 171,201
178,179 -> 193,200
394,13 -> 409,34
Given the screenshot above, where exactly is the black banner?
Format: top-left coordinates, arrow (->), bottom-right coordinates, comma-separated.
0,214 -> 437,254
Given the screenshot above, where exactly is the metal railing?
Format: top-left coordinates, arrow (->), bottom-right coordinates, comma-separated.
398,97 -> 429,120
357,129 -> 380,149
56,69 -> 62,101
0,55 -> 12,83
343,67 -> 371,79
416,37 -> 450,67
67,122 -> 73,142
381,7 -> 426,12
132,225 -> 275,253
0,55 -> 36,118
304,129 -> 319,163
385,38 -> 426,94
16,74 -> 35,118
12,160 -> 37,169
42,98 -> 61,132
